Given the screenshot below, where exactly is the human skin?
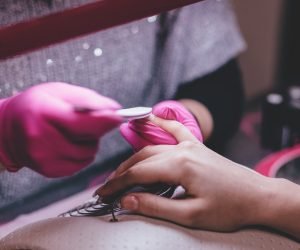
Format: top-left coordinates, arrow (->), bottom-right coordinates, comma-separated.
97,115 -> 300,241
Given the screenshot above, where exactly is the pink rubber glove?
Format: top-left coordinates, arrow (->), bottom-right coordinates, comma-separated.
120,100 -> 203,151
0,82 -> 122,177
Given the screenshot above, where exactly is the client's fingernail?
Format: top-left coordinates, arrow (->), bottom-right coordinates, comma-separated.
121,195 -> 138,210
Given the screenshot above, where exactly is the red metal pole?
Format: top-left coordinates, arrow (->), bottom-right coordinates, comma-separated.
0,0 -> 202,60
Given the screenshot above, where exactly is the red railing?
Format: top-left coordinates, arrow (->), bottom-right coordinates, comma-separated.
0,0 -> 202,60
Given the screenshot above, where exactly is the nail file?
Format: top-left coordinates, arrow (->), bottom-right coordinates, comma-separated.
74,106 -> 152,120
115,107 -> 152,120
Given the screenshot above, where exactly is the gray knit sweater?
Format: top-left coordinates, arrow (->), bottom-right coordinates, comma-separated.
0,0 -> 245,215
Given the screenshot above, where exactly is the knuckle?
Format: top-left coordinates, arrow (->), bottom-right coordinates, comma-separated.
179,140 -> 196,149
174,148 -> 191,166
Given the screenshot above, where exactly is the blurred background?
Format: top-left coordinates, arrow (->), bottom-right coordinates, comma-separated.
233,0 -> 299,99
222,0 -> 300,182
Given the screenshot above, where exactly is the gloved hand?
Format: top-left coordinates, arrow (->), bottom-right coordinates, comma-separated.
0,82 -> 122,177
120,100 -> 203,151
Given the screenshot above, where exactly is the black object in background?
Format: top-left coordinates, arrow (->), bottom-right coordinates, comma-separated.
277,0 -> 300,87
262,1 -> 300,151
261,86 -> 300,151
175,59 -> 244,153
261,93 -> 285,151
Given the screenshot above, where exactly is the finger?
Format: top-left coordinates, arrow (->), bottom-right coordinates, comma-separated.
34,84 -> 122,136
121,193 -> 200,227
43,97 -> 122,137
111,144 -> 173,179
43,123 -> 99,161
37,82 -> 121,111
127,119 -> 177,145
42,157 -> 94,177
148,115 -> 198,143
96,157 -> 181,196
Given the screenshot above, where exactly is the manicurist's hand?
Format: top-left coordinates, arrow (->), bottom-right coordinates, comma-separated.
0,82 -> 122,177
120,100 -> 203,152
97,116 -> 300,240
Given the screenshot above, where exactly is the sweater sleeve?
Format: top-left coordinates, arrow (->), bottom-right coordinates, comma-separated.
174,59 -> 245,153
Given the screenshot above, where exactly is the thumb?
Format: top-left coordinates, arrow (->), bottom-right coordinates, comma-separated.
37,82 -> 122,111
119,123 -> 153,151
121,193 -> 195,226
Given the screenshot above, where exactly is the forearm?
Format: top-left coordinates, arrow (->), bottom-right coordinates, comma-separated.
179,99 -> 213,141
258,178 -> 300,240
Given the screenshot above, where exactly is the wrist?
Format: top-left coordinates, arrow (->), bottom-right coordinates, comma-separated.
245,176 -> 279,226
254,177 -> 300,239
256,178 -> 288,226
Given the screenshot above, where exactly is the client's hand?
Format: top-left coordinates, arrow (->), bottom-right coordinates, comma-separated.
0,82 -> 122,177
97,115 -> 274,232
120,100 -> 203,151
